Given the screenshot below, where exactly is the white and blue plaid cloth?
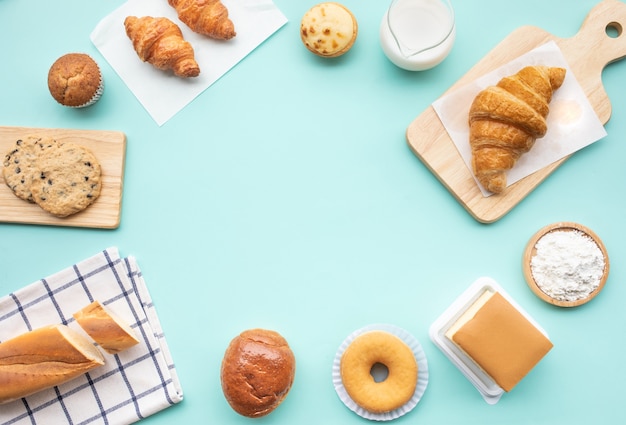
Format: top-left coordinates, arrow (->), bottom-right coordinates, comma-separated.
0,247 -> 183,424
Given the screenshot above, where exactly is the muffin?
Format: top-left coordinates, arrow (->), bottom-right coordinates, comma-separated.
48,53 -> 104,108
300,2 -> 358,58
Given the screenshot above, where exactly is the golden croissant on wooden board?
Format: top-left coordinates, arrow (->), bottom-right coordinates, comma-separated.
168,0 -> 236,40
124,15 -> 201,78
468,65 -> 566,193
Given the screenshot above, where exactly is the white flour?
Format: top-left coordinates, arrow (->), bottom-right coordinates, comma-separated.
530,230 -> 605,302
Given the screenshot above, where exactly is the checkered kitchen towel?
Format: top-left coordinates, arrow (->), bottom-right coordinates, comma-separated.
0,247 -> 183,424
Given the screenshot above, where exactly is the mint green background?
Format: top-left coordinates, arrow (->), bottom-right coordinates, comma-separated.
1,0 -> 625,423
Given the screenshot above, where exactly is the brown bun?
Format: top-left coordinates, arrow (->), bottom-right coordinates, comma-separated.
220,328 -> 295,417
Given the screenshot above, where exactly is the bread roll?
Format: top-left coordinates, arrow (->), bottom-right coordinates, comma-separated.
220,328 -> 296,417
0,324 -> 105,404
73,300 -> 140,354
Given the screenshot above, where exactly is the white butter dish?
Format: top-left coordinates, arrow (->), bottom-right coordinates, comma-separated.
429,276 -> 550,404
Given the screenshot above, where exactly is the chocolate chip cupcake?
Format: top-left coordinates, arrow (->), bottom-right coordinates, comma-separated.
47,53 -> 104,108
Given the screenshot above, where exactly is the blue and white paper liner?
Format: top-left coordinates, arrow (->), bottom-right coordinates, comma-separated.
332,324 -> 429,421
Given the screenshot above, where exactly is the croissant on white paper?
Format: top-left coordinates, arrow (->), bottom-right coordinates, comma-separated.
468,65 -> 566,193
168,0 -> 236,40
124,15 -> 201,78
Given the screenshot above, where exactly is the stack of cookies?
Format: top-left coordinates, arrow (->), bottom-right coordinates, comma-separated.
2,136 -> 102,217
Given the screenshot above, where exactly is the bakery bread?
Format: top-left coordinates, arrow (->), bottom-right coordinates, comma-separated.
220,329 -> 295,417
445,290 -> 553,392
469,65 -> 566,193
340,330 -> 417,413
0,324 -> 105,404
73,301 -> 140,354
300,2 -> 358,57
48,53 -> 104,108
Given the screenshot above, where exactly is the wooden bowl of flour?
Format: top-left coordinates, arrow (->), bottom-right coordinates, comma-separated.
522,222 -> 610,307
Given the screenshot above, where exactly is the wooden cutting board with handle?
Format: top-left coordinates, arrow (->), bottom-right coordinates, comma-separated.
407,0 -> 626,223
0,126 -> 126,229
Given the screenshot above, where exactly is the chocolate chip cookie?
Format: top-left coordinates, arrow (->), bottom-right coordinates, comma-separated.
2,136 -> 60,202
30,143 -> 102,217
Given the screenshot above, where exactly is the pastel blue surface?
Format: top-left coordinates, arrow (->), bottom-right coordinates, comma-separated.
1,1 -> 625,424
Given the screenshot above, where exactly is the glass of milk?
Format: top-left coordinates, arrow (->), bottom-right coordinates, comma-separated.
380,0 -> 455,71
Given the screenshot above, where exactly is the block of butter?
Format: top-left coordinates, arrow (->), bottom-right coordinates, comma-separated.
429,277 -> 552,404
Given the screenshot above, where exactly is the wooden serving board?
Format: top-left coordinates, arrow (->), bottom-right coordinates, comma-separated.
407,0 -> 626,223
0,126 -> 126,229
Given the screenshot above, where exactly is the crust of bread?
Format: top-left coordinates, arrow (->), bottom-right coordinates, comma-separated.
0,324 -> 105,404
73,301 -> 140,354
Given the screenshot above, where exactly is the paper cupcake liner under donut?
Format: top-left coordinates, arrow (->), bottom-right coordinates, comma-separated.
332,324 -> 429,421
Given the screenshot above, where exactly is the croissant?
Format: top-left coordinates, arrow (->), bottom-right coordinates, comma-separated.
124,16 -> 200,78
468,65 -> 566,193
168,0 -> 236,40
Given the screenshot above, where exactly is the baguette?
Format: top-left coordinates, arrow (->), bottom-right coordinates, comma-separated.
0,324 -> 105,404
73,300 -> 140,354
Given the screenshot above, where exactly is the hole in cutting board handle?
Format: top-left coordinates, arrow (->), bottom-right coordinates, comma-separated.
606,21 -> 623,38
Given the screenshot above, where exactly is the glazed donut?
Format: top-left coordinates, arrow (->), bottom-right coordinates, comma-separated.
340,330 -> 418,413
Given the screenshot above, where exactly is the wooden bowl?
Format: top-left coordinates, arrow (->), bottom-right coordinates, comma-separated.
522,222 -> 609,307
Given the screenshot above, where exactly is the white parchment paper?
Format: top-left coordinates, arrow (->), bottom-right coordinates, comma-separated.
432,41 -> 607,196
91,0 -> 287,126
